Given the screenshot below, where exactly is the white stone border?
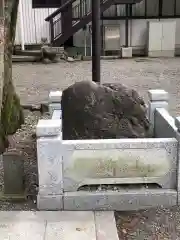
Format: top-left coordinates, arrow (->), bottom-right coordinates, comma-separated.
36,89 -> 180,210
148,89 -> 169,131
48,91 -> 62,116
37,91 -> 63,209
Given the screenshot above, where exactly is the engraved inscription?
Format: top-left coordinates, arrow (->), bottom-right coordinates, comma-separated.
64,148 -> 170,179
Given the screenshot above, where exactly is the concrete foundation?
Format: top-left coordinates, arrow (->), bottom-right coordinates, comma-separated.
63,189 -> 177,211
148,50 -> 175,58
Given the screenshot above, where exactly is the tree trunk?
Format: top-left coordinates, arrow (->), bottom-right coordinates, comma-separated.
0,0 -> 24,153
0,0 -> 4,116
0,0 -> 6,153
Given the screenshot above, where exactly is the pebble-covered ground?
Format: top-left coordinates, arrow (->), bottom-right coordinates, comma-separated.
13,58 -> 180,116
2,57 -> 180,238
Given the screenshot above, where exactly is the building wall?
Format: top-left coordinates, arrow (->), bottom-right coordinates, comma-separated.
73,1 -> 180,54
73,19 -> 180,55
15,0 -> 57,45
15,0 -> 180,55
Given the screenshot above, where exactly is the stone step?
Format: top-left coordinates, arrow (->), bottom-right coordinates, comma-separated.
12,55 -> 40,62
15,47 -> 64,57
0,211 -> 119,240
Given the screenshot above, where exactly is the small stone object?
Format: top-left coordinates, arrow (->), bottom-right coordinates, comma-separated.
42,58 -> 51,64
3,151 -> 24,195
51,56 -> 60,63
62,81 -> 151,139
67,57 -> 74,62
41,46 -> 57,61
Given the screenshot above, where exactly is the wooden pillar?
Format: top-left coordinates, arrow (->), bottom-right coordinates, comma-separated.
125,4 -> 130,48
61,0 -> 73,47
92,0 -> 101,83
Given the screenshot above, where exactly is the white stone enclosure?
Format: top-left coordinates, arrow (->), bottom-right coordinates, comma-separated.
36,89 -> 180,211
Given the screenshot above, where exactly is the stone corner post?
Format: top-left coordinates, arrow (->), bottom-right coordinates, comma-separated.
36,118 -> 63,210
48,90 -> 62,116
148,89 -> 169,131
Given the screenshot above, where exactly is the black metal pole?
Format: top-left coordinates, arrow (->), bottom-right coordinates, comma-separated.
92,0 -> 101,83
125,4 -> 129,48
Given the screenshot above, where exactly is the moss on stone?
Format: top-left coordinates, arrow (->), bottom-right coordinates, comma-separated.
1,83 -> 24,136
0,0 -> 24,154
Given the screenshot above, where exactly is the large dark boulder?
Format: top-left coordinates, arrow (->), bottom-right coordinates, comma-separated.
62,81 -> 151,140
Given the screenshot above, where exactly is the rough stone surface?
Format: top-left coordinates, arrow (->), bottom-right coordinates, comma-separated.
62,81 -> 151,139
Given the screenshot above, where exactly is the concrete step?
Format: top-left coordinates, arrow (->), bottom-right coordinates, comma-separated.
12,55 -> 40,62
15,47 -> 64,57
0,211 -> 119,240
15,50 -> 41,56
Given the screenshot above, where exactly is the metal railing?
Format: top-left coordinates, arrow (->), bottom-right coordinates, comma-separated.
50,0 -> 111,43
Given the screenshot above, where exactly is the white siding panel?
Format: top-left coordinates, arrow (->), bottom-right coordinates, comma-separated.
22,0 -> 36,44
15,0 -> 180,50
15,5 -> 21,44
34,8 -> 49,43
15,0 -> 57,45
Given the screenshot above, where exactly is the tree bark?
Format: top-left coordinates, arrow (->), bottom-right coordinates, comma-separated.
0,0 -> 24,153
0,0 -> 4,120
0,0 -> 6,153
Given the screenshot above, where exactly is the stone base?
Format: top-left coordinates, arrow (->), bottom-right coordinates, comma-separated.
37,189 -> 177,211
49,103 -> 61,116
122,47 -> 133,58
37,194 -> 63,210
148,50 -> 175,58
63,189 -> 177,211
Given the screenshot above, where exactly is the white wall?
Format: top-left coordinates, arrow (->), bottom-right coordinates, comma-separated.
73,18 -> 180,54
15,0 -> 57,45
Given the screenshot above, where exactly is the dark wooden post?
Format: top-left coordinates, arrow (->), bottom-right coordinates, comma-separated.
0,0 -> 4,119
125,4 -> 129,47
80,0 -> 82,18
61,0 -> 73,47
50,19 -> 54,44
92,0 -> 101,83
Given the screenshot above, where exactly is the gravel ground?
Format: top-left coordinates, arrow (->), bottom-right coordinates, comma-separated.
3,57 -> 180,237
13,57 -> 180,116
115,207 -> 180,240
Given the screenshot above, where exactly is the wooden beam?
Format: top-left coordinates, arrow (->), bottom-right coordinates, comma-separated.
92,0 -> 101,83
